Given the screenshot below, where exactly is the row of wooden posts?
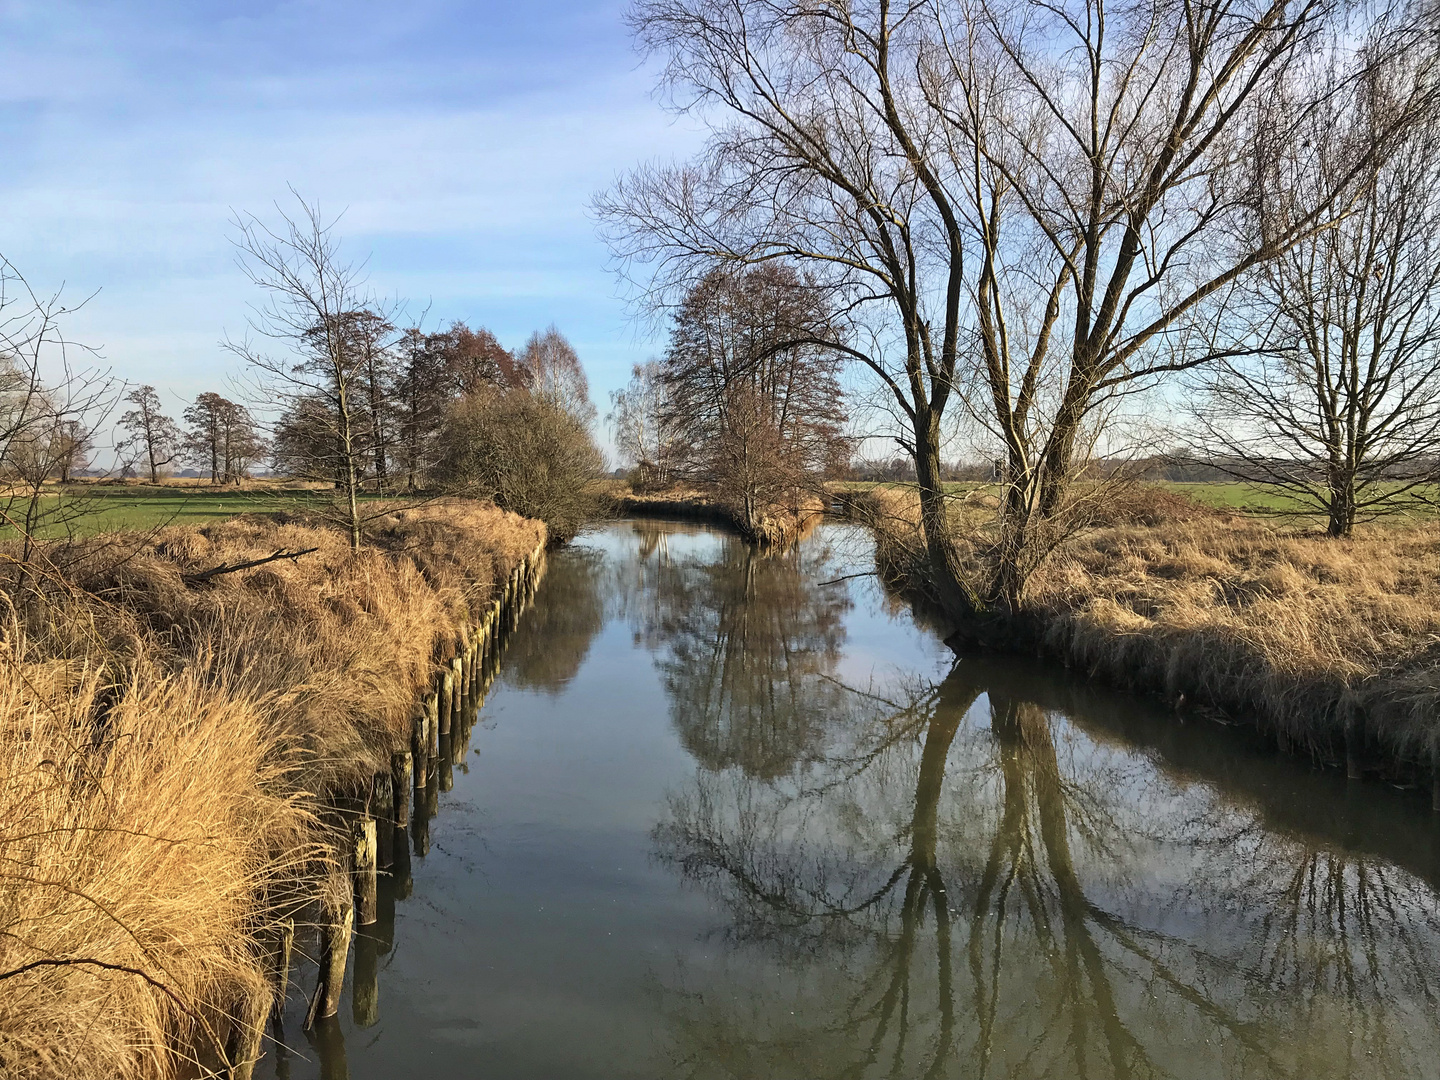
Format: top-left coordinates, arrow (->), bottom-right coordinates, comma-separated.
227,543 -> 547,1080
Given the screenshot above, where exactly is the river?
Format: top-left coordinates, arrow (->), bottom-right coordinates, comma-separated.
265,520 -> 1440,1080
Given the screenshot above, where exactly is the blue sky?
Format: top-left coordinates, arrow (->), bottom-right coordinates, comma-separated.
0,0 -> 702,452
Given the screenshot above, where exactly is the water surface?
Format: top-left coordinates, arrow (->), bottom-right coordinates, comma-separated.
269,521 -> 1440,1080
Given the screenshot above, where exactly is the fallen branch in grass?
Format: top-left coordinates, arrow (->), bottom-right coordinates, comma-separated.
181,547 -> 318,585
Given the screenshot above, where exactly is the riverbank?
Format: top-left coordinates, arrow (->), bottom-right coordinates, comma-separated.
612,488 -> 824,546
0,500 -> 545,1080
839,485 -> 1440,787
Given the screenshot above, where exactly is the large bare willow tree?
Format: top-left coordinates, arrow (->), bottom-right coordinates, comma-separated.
598,0 -> 1435,612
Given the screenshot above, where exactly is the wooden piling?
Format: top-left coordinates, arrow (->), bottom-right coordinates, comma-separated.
352,930 -> 379,1028
438,671 -> 453,737
372,773 -> 394,870
1344,699 -> 1363,780
426,694 -> 440,759
439,733 -> 454,793
305,900 -> 353,1028
391,820 -> 412,897
391,750 -> 412,827
226,986 -> 269,1080
1432,743 -> 1440,813
410,713 -> 428,784
450,657 -> 464,724
353,817 -> 377,926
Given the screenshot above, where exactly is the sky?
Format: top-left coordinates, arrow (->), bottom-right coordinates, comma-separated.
0,0 -> 704,457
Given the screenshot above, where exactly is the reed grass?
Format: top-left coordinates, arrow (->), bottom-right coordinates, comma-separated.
0,499 -> 544,1078
842,483 -> 1440,770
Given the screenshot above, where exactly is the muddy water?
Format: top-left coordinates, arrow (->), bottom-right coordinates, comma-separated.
266,521 -> 1440,1080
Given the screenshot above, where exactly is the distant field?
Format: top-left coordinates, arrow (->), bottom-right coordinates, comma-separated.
2,483 -> 385,538
830,478 -> 1438,524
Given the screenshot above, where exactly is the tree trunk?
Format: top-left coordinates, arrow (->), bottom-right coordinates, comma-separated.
914,413 -> 980,618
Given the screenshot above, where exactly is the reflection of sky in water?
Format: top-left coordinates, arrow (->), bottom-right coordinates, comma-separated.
266,520 -> 1440,1080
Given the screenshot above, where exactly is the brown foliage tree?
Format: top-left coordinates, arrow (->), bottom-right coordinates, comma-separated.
660,265 -> 848,531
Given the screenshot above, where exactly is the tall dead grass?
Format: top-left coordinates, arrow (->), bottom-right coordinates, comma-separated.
0,498 -> 544,1078
842,483 -> 1440,769
1035,513 -> 1440,764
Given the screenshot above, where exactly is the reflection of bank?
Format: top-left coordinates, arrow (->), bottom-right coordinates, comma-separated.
652,653 -> 1440,1079
624,522 -> 854,779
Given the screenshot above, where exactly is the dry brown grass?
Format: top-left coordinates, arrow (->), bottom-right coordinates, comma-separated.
842,482 -> 1440,768
1034,513 -> 1440,763
0,498 -> 544,1078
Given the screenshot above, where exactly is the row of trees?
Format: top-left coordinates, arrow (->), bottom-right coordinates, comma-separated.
4,197 -> 606,549
599,0 -> 1440,608
115,386 -> 264,484
225,196 -> 603,546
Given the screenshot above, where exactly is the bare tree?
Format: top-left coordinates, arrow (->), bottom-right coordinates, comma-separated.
0,255 -> 112,563
117,385 -> 180,483
1194,73 -> 1440,535
227,192 -> 391,549
609,359 -> 681,488
516,325 -> 597,427
599,0 -> 1436,612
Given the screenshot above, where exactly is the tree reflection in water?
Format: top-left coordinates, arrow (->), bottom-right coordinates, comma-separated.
622,522 -> 853,779
644,535 -> 1440,1079
500,545 -> 608,694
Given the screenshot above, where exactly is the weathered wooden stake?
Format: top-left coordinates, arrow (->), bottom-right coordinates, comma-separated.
391,750 -> 412,826
391,822 -> 413,896
426,694 -> 440,759
226,986 -> 269,1080
439,672 -> 454,736
1344,701 -> 1363,781
439,733 -> 454,793
424,762 -> 439,819
450,657 -> 464,724
1431,743 -> 1440,813
372,773 -> 394,870
410,714 -> 428,784
354,817 -> 378,926
305,901 -> 353,1029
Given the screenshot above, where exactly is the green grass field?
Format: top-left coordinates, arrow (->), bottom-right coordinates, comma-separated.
2,484 -> 388,538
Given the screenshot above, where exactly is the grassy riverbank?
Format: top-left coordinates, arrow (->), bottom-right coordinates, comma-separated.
0,500 -> 543,1079
843,485 -> 1440,781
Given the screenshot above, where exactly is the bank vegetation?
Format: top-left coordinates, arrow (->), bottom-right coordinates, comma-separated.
846,483 -> 1440,779
0,499 -> 543,1078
